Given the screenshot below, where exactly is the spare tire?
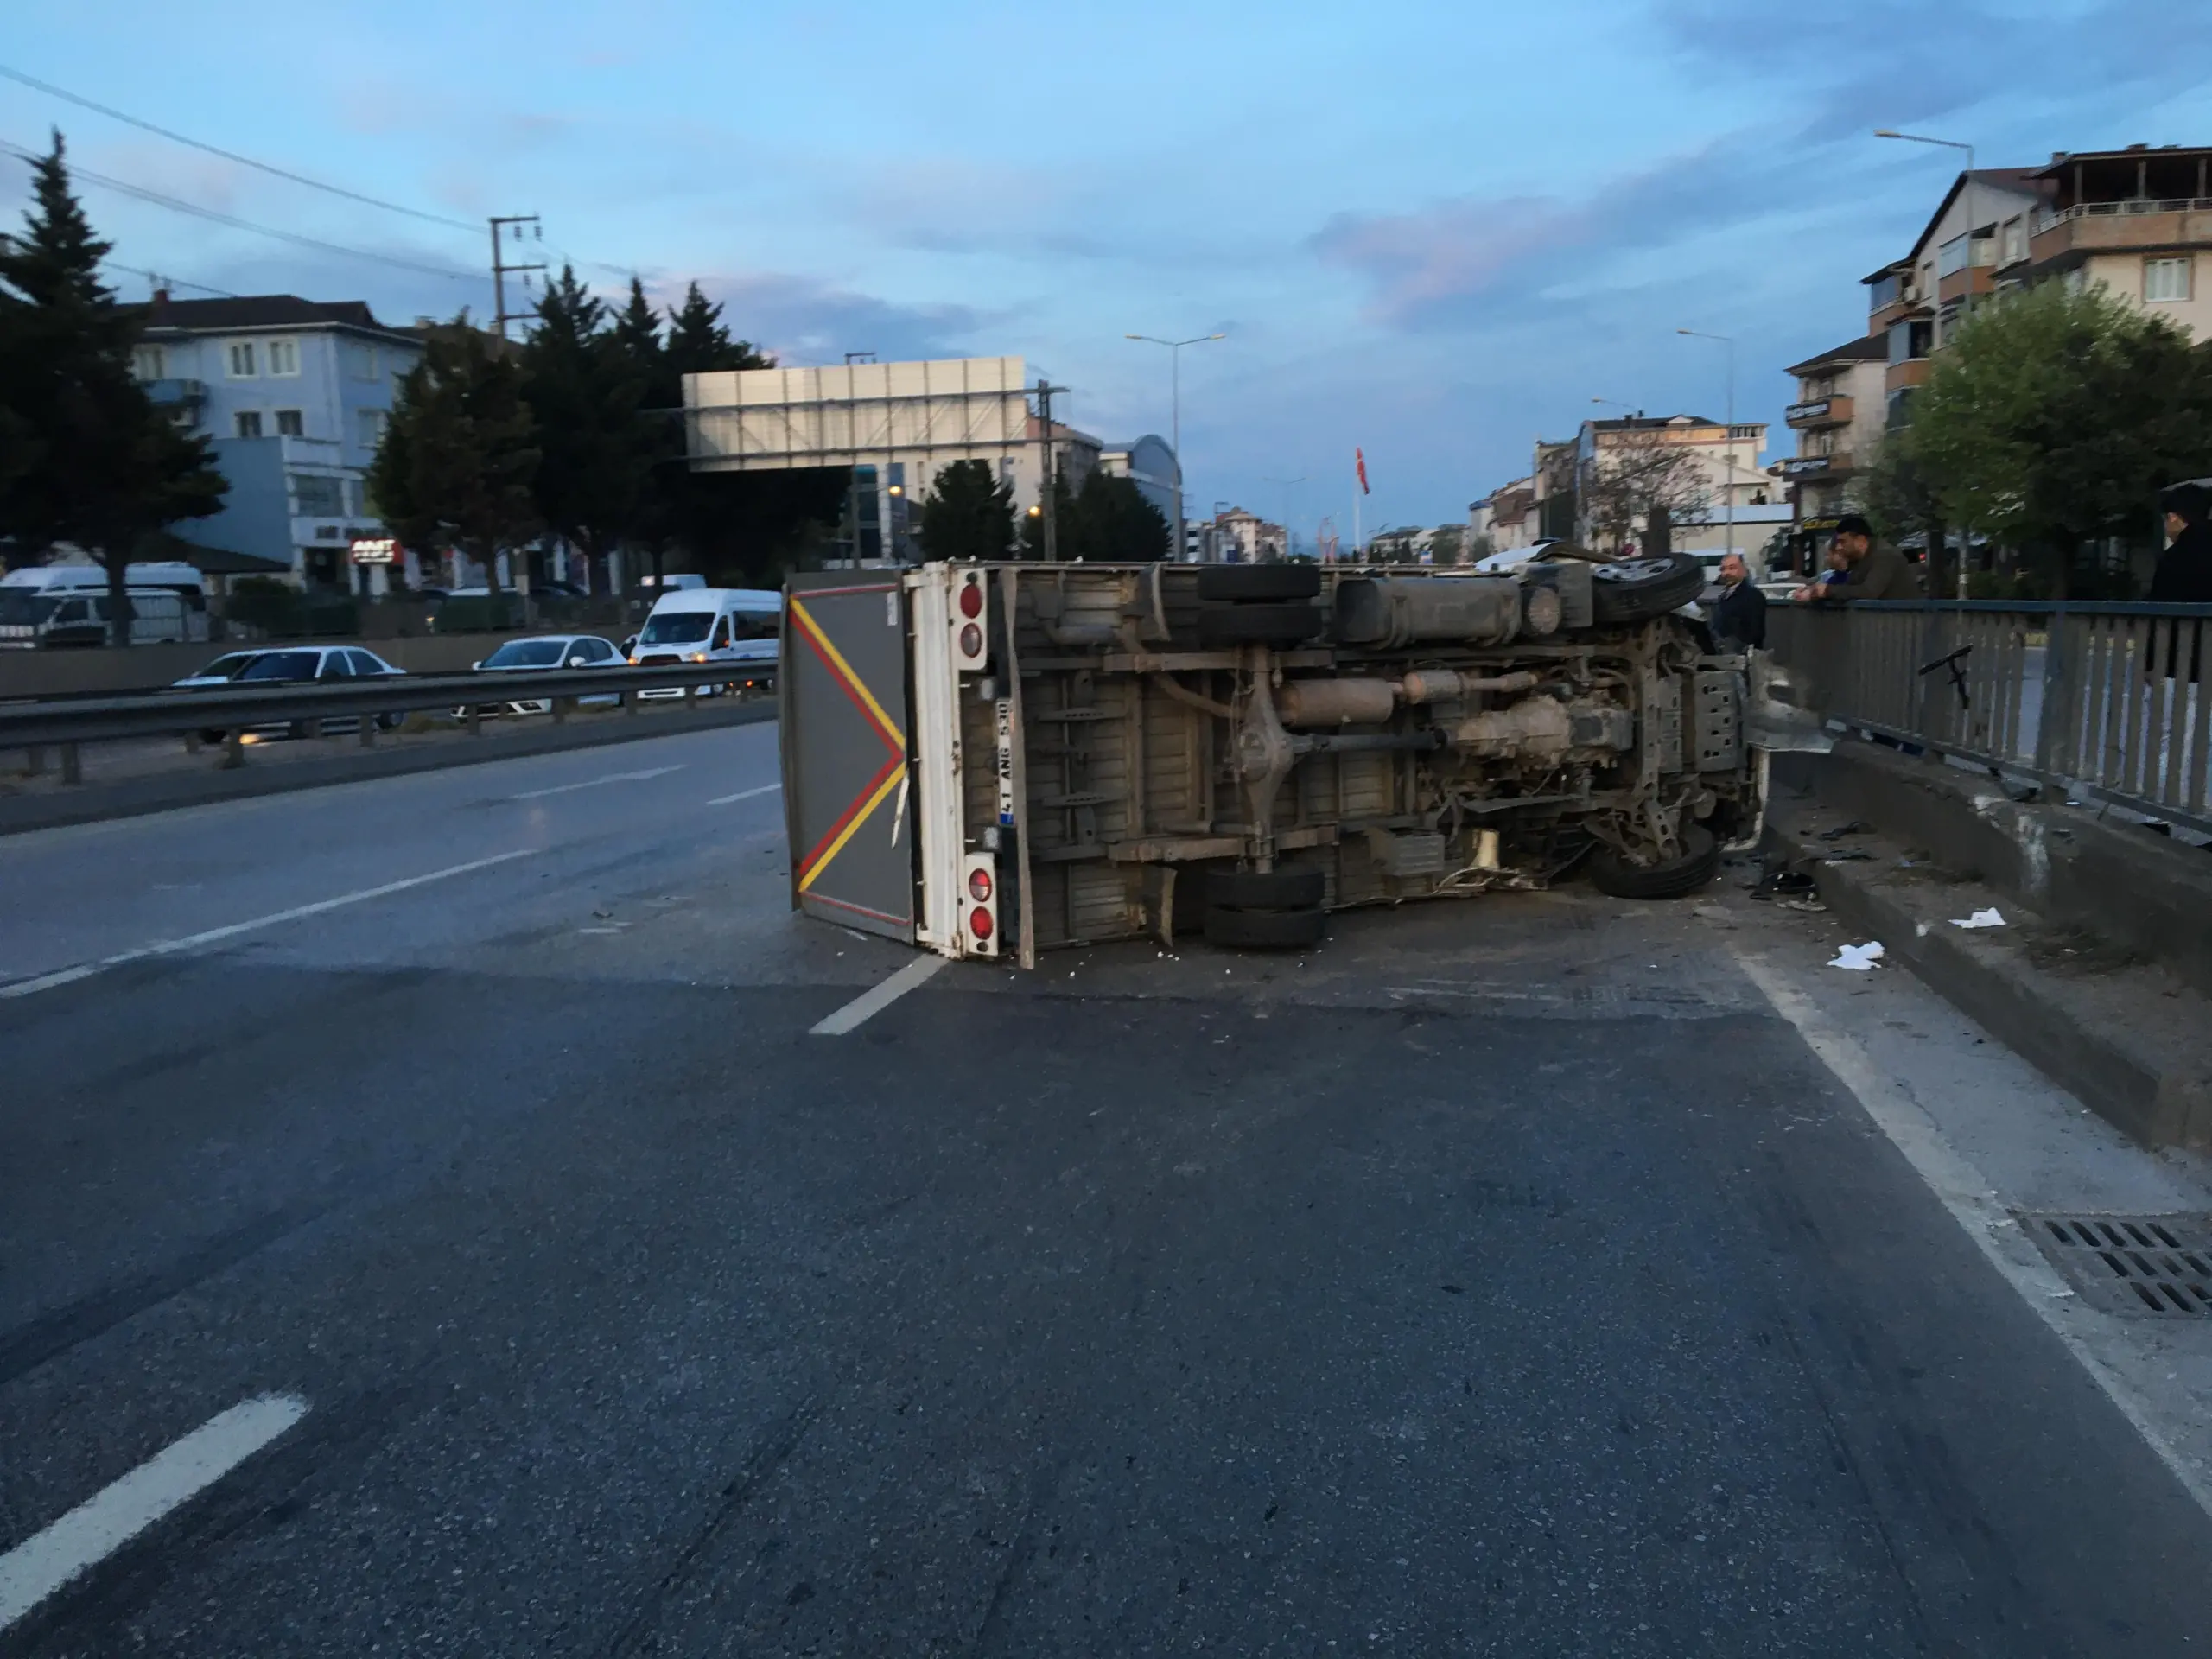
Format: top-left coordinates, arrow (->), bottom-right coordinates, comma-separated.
1208,866 -> 1326,910
1589,553 -> 1706,625
1204,904 -> 1326,950
1586,823 -> 1719,899
1197,602 -> 1325,647
1197,564 -> 1322,602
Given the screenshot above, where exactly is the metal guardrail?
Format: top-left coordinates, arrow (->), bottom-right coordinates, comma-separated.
1,660 -> 773,785
1764,599 -> 2212,835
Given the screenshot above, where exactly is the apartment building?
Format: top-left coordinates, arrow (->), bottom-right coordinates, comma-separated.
1470,475 -> 1538,554
1780,336 -> 1889,543
2016,144 -> 2212,339
1202,507 -> 1286,563
124,295 -> 423,590
1569,414 -> 1771,553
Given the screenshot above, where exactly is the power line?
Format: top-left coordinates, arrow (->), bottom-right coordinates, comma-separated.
0,61 -> 480,233
1,136 -> 486,285
103,263 -> 239,298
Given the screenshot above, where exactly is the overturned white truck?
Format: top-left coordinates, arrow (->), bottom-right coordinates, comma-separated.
779,556 -> 1813,967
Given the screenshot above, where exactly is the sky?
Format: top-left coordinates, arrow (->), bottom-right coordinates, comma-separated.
6,1 -> 2212,545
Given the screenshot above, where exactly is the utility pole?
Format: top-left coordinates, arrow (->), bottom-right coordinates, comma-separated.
1124,333 -> 1224,562
488,215 -> 545,341
1678,329 -> 1738,566
1034,380 -> 1069,563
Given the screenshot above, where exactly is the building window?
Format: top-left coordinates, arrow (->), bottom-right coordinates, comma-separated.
291,474 -> 345,516
346,344 -> 378,381
131,345 -> 166,382
268,338 -> 300,377
358,408 -> 388,448
276,409 -> 304,437
227,341 -> 257,378
2145,257 -> 2194,303
234,410 -> 263,438
1728,423 -> 1759,440
2002,217 -> 2028,266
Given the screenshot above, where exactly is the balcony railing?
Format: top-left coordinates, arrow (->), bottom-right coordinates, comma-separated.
143,378 -> 207,407
1779,452 -> 1853,479
1786,395 -> 1853,429
2040,197 -> 2212,230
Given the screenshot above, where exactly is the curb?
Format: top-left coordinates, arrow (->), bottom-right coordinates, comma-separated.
1766,816 -> 2212,1152
0,701 -> 777,838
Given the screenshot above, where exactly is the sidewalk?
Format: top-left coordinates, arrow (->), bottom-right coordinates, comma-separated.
1766,792 -> 2212,1152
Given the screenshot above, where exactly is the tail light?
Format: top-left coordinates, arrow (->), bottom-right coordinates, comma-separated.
950,575 -> 988,671
960,851 -> 999,957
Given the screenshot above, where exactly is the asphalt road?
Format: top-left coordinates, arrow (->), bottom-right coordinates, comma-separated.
3,721 -> 2210,1656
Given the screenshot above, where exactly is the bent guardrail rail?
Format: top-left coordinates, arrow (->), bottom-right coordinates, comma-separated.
1764,598 -> 2212,835
0,659 -> 774,785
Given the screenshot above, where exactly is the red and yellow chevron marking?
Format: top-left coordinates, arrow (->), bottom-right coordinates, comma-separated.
789,597 -> 905,752
789,594 -> 908,895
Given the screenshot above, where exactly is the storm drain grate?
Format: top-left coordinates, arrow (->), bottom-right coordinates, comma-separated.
2018,1213 -> 2212,1318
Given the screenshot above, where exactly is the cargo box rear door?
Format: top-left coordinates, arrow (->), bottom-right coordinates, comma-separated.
780,574 -> 917,942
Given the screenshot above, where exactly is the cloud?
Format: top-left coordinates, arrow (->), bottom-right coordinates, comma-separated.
686,270 -> 1005,364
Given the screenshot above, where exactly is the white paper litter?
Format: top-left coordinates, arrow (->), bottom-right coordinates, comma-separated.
1827,941 -> 1885,971
1950,907 -> 2005,929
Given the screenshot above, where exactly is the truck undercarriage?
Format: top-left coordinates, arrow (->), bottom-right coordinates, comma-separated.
780,556 -> 1788,967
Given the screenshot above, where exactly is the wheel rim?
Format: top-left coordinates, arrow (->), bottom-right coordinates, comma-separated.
1592,558 -> 1678,583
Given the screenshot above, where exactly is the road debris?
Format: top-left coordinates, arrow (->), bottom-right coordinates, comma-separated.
1951,907 -> 2006,929
1827,941 -> 1885,971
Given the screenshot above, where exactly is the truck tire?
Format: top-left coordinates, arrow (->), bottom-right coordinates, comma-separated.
1196,565 -> 1322,602
1208,867 -> 1326,910
1586,823 -> 1719,899
1589,553 -> 1706,625
1196,602 -> 1325,647
1204,904 -> 1326,950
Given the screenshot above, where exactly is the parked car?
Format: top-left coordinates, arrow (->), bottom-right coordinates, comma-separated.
459,634 -> 626,716
188,645 -> 406,740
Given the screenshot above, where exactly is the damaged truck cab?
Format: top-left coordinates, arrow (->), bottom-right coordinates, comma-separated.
779,556 -> 1804,967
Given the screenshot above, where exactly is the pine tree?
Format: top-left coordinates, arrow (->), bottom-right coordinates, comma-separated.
369,319 -> 540,595
520,265 -> 647,594
0,131 -> 225,639
919,460 -> 1016,562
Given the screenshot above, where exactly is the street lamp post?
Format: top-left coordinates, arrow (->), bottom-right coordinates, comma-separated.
1676,328 -> 1738,567
1125,332 -> 1224,560
1262,474 -> 1305,560
1876,130 -> 1977,317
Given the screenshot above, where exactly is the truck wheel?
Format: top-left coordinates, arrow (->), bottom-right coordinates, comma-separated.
1586,823 -> 1719,899
1196,565 -> 1321,602
1207,867 -> 1325,909
1589,553 -> 1706,625
1204,904 -> 1326,950
1196,602 -> 1325,647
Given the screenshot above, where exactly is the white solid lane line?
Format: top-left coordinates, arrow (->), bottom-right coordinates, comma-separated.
510,764 -> 684,801
810,952 -> 948,1036
706,782 -> 782,806
1732,949 -> 2212,1522
0,1394 -> 308,1630
0,850 -> 532,1002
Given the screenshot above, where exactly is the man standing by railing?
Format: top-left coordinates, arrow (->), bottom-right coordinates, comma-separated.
1710,552 -> 1766,649
1802,514 -> 1922,603
2150,483 -> 2212,602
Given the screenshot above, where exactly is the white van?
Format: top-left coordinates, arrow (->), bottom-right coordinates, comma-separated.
0,586 -> 210,648
628,587 -> 780,697
0,561 -> 207,601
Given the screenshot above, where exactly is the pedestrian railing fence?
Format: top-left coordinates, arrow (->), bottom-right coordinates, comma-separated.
1764,599 -> 2212,836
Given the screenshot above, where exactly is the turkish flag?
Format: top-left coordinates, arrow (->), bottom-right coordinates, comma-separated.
1356,448 -> 1370,494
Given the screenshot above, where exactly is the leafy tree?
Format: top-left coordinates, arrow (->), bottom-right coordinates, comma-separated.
918,459 -> 1015,561
1908,280 -> 2212,594
653,282 -> 784,582
369,318 -> 540,595
0,131 -> 225,639
1428,524 -> 1466,567
519,265 -> 648,594
1858,430 -> 1952,592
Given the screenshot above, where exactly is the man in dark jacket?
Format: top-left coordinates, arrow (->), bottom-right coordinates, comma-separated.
2150,482 -> 2212,602
1710,552 -> 1766,649
1814,514 -> 1922,601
